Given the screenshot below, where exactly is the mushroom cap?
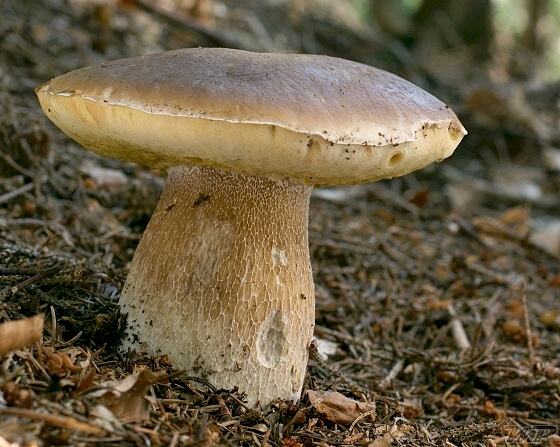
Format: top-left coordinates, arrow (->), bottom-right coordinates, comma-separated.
36,48 -> 466,186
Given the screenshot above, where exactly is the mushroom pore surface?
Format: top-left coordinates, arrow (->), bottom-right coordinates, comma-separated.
121,165 -> 315,406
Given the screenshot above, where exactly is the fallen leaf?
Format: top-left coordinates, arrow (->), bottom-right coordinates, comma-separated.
542,147 -> 560,171
314,338 -> 338,360
531,220 -> 560,256
499,206 -> 530,238
89,404 -> 124,433
369,433 -> 393,447
197,423 -> 220,447
484,400 -> 507,420
407,189 -> 430,208
281,438 -> 304,447
447,182 -> 480,215
501,319 -> 539,346
502,320 -> 524,338
539,309 -> 558,327
465,88 -> 509,128
43,347 -> 81,375
400,399 -> 423,419
0,419 -> 42,447
369,424 -> 414,447
507,299 -> 524,318
76,367 -> 96,393
98,369 -> 168,422
0,314 -> 44,356
80,161 -> 128,189
548,273 -> 560,287
307,390 -> 375,425
1,381 -> 36,408
344,432 -> 365,443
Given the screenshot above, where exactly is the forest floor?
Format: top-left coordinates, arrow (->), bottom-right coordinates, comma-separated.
0,0 -> 559,446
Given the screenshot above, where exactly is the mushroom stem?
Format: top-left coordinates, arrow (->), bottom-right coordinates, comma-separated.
120,165 -> 315,406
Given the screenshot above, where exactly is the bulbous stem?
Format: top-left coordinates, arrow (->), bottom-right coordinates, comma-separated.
120,165 -> 315,407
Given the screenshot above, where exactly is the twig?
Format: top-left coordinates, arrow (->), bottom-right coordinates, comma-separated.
309,340 -> 369,397
448,304 -> 471,350
0,267 -> 41,276
380,238 -> 447,286
470,322 -> 483,360
449,214 -> 493,249
169,431 -> 180,447
379,359 -> 404,389
0,264 -> 63,298
0,152 -> 35,177
57,330 -> 83,348
348,408 -> 376,432
474,213 -> 560,263
0,241 -> 77,264
10,265 -> 63,291
0,182 -> 34,205
481,290 -> 503,339
50,305 -> 57,346
132,0 -> 256,50
0,218 -> 75,247
0,407 -> 105,435
521,281 -> 535,367
372,188 -> 419,215
260,426 -> 272,447
442,165 -> 560,209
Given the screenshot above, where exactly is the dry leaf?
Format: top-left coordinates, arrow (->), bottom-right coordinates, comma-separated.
369,433 -> 393,447
281,437 -> 304,447
465,88 -> 509,128
76,367 -> 96,393
499,206 -> 530,238
369,424 -> 413,447
406,189 -> 430,208
1,381 -> 36,408
314,338 -> 338,360
344,432 -> 365,443
99,369 -> 168,422
507,299 -> 524,318
501,320 -> 539,347
0,314 -> 44,356
307,390 -> 375,425
447,182 -> 480,215
530,220 -> 560,256
542,147 -> 560,171
549,273 -> 560,287
80,161 -> 128,189
0,419 -> 42,447
539,309 -> 558,327
502,320 -> 524,338
484,400 -> 507,420
89,404 -> 124,433
43,347 -> 81,375
197,423 -> 220,447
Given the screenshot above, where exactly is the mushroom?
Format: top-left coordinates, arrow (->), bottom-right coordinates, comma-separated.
35,48 -> 466,407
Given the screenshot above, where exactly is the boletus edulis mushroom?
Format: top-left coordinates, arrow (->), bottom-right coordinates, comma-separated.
36,48 -> 466,407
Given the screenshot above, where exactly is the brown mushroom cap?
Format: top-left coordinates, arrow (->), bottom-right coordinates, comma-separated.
36,48 -> 465,186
